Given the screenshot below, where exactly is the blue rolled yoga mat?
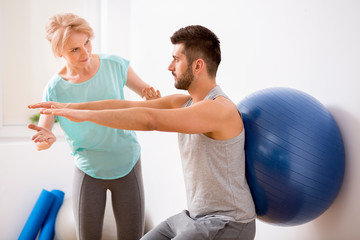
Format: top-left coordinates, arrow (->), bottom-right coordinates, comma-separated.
18,189 -> 56,240
38,190 -> 65,240
18,189 -> 65,240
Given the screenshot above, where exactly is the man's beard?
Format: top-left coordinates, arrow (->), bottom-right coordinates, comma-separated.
174,66 -> 194,90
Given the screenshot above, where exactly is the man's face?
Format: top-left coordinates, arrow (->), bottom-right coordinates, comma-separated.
168,44 -> 194,90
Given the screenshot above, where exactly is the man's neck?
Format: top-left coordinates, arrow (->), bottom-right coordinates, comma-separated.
188,79 -> 217,103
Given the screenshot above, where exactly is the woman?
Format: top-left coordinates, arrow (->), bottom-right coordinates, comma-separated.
28,13 -> 159,239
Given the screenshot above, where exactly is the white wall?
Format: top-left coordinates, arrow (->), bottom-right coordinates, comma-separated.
1,0 -> 360,239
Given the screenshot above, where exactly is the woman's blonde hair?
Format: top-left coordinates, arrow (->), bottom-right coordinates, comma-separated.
45,13 -> 94,56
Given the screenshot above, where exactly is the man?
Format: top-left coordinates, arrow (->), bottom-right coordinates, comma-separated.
29,25 -> 256,239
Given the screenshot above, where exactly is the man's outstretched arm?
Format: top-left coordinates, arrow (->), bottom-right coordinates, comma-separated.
39,96 -> 242,139
28,94 -> 190,111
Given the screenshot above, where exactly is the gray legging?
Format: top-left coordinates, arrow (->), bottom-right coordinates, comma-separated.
72,160 -> 145,240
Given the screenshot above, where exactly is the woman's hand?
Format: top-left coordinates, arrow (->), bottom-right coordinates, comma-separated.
142,87 -> 161,100
28,124 -> 56,151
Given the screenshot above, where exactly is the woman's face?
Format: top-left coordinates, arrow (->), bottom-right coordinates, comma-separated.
60,32 -> 92,68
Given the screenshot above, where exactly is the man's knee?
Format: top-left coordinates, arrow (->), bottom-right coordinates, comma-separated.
141,221 -> 173,240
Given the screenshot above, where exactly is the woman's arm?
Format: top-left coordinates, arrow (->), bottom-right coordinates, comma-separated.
28,114 -> 56,151
125,66 -> 161,99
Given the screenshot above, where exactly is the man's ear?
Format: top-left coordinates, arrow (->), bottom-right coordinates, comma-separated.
193,59 -> 205,73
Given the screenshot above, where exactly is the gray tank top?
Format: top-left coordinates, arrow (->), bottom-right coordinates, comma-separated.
178,85 -> 256,222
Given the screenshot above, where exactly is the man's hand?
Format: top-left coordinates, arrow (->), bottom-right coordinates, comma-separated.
28,101 -> 69,110
40,108 -> 89,123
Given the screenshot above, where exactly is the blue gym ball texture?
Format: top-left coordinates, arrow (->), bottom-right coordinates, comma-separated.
237,87 -> 345,226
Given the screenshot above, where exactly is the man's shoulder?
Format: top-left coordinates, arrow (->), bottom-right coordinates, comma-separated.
210,95 -> 237,110
163,94 -> 191,109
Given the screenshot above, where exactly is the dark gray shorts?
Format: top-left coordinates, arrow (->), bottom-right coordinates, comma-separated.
142,210 -> 256,240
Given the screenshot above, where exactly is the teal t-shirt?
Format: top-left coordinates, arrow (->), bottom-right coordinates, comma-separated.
42,54 -> 141,179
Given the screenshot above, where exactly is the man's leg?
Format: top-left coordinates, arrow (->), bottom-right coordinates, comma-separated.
141,221 -> 175,240
214,220 -> 256,240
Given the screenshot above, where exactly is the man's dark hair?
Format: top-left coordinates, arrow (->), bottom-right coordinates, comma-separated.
170,25 -> 221,77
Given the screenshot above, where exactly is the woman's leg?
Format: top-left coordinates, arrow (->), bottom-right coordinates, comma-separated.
109,160 -> 145,240
72,167 -> 107,240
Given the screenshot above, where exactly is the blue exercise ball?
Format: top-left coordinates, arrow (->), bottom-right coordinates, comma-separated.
237,87 -> 345,226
